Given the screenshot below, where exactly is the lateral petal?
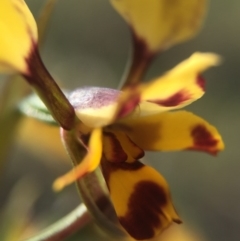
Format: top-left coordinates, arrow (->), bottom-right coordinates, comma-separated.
101,160 -> 181,240
120,110 -> 224,155
116,53 -> 221,120
0,0 -> 37,73
141,53 -> 220,106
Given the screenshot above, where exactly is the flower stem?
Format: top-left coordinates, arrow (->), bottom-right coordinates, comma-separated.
23,47 -> 76,130
118,32 -> 155,89
24,204 -> 91,241
59,129 -> 126,238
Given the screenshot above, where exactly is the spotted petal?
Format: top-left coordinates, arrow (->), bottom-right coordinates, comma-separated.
102,129 -> 144,163
116,52 -> 221,119
110,0 -> 207,52
101,160 -> 181,240
53,128 -> 102,191
119,110 -> 224,155
0,0 -> 37,74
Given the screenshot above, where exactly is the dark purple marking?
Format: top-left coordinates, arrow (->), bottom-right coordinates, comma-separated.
116,94 -> 140,119
103,132 -> 128,163
118,181 -> 180,240
101,160 -> 144,185
191,124 -> 218,154
148,91 -> 190,107
197,75 -> 205,91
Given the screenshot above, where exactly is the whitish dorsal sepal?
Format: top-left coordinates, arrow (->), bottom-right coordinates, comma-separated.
69,87 -> 122,128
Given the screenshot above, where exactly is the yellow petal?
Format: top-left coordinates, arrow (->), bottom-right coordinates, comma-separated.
101,160 -> 181,240
0,0 -> 37,73
53,128 -> 102,191
116,53 -> 221,118
110,0 -> 207,52
141,53 -> 221,103
120,110 -> 224,155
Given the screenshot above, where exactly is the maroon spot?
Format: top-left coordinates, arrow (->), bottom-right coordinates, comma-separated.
197,75 -> 205,91
148,91 -> 190,107
191,124 -> 218,154
116,94 -> 140,119
118,181 -> 179,240
103,132 -> 128,163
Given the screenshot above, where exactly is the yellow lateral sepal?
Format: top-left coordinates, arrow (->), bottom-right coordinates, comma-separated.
0,0 -> 37,73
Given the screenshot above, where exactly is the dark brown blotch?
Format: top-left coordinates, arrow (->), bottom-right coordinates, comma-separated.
191,124 -> 218,154
103,132 -> 128,163
119,181 -> 168,240
148,91 -> 189,107
197,75 -> 205,91
101,160 -> 144,186
116,93 -> 140,119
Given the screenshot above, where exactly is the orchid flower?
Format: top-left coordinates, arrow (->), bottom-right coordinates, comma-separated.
53,52 -> 224,240
0,0 -> 224,240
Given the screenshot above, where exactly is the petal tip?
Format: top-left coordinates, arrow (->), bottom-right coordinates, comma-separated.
52,178 -> 65,192
192,52 -> 222,68
173,218 -> 183,224
191,124 -> 224,155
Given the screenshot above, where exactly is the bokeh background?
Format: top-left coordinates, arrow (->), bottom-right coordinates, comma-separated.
0,0 -> 240,241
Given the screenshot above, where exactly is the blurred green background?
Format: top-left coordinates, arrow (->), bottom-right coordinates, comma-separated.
0,0 -> 240,241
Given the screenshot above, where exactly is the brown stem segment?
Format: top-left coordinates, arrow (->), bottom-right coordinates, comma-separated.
119,32 -> 156,90
23,46 -> 76,130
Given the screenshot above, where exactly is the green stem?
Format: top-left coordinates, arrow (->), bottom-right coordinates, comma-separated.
23,47 -> 76,130
24,204 -> 91,241
61,129 -> 126,238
